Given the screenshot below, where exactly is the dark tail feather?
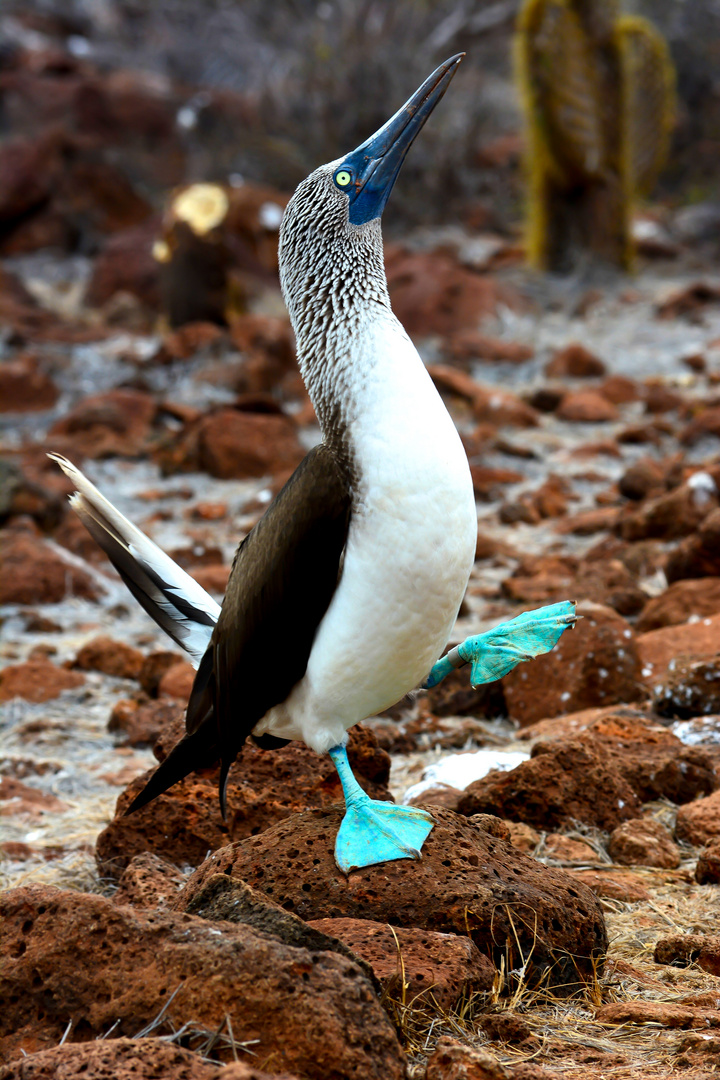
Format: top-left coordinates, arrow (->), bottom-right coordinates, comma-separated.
125,720 -> 219,815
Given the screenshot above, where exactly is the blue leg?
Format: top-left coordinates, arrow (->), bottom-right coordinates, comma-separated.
329,744 -> 434,874
424,600 -> 578,689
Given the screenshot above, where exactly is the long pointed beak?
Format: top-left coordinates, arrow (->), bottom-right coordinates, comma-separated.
343,54 -> 464,225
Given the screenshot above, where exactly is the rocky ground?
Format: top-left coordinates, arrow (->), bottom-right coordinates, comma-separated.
4,17 -> 720,1080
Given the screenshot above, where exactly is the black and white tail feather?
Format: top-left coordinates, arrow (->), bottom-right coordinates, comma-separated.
49,454 -> 220,667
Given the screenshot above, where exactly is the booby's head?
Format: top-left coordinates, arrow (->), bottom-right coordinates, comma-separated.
280,55 -> 464,320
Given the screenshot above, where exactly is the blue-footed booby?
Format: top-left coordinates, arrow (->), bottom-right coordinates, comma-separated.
51,55 -> 576,873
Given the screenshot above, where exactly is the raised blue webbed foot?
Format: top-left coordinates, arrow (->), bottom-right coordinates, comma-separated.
329,744 -> 433,873
424,600 -> 578,689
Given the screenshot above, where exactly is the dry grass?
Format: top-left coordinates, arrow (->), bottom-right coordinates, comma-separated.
384,876 -> 720,1078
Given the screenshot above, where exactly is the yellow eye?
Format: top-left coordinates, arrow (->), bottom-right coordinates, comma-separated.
335,170 -> 352,188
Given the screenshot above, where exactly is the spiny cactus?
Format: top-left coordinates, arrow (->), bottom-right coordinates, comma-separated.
515,0 -> 675,272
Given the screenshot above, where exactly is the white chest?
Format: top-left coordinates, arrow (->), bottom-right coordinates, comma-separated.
256,313 -> 477,753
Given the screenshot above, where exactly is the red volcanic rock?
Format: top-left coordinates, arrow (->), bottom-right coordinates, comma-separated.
681,406 -> 720,446
385,248 -> 523,337
113,852 -> 187,908
676,790 -> 720,846
157,660 -> 196,702
0,133 -> 62,223
617,480 -> 718,542
556,391 -> 618,423
542,834 -> 597,864
72,635 -> 144,680
566,869 -> 650,903
458,739 -> 641,831
0,1041 -> 302,1080
636,578 -> 720,632
427,366 -> 539,428
137,650 -> 185,697
190,563 -> 231,595
460,710 -> 716,830
95,723 -> 391,877
618,458 -> 666,501
545,343 -> 606,378
666,508 -> 720,582
0,777 -> 69,819
654,935 -> 720,978
47,389 -> 157,459
307,917 -> 495,1010
637,613 -> 720,684
502,602 -> 642,727
157,407 -> 304,480
653,655 -> 720,718
502,558 -> 645,617
425,1036 -> 555,1080
0,1039 -> 222,1080
0,354 -> 59,413
86,219 -> 161,309
595,1000 -> 720,1029
607,818 -> 681,869
445,330 -> 534,364
108,697 -> 184,747
695,838 -> 720,884
598,375 -> 641,405
174,807 -> 607,995
0,533 -> 99,604
0,884 -> 402,1078
0,658 -> 85,704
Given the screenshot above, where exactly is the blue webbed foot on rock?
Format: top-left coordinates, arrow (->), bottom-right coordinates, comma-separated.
424,600 -> 578,689
328,744 -> 433,873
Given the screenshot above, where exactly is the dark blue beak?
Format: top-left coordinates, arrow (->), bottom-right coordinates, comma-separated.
336,54 -> 464,226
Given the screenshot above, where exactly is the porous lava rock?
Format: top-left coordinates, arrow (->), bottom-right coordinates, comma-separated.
0,533 -> 99,604
675,790 -> 720,846
607,818 -> 681,869
457,739 -> 641,831
0,354 -> 59,413
96,723 -> 391,877
424,1035 -> 558,1080
0,884 -> 403,1079
501,603 -> 643,727
108,697 -> 184,748
307,916 -> 495,1010
498,712 -> 716,822
545,342 -> 607,378
666,508 -> 720,583
556,390 -> 618,423
177,874 -> 379,990
565,869 -> 650,903
156,407 -> 304,480
654,934 -> 720,977
385,248 -> 522,337
113,852 -> 187,908
72,635 -> 144,680
695,838 -> 720,884
0,1039 -> 302,1080
653,655 -> 720,718
595,1001 -> 720,1029
174,806 -> 607,995
0,1039 -> 300,1080
0,658 -> 85,704
638,613 -> 720,684
636,577 -> 720,632
617,480 -> 718,542
47,389 -> 157,459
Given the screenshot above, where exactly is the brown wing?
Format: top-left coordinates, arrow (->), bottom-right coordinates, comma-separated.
126,443 -> 351,815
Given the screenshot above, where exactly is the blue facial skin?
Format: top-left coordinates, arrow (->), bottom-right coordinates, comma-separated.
332,54 -> 464,226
